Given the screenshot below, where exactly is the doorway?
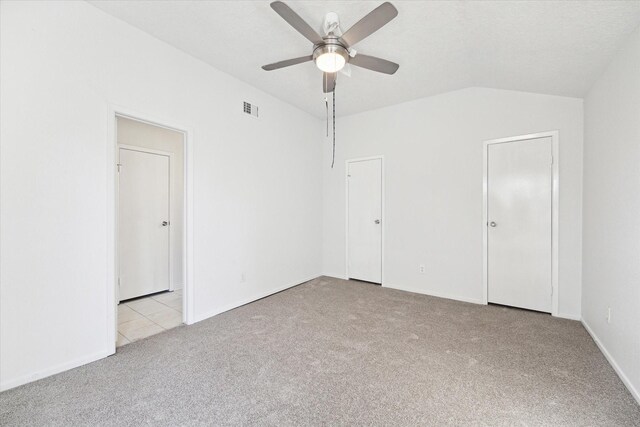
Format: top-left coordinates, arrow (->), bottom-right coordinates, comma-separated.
483,132 -> 559,315
346,156 -> 384,284
115,116 -> 186,346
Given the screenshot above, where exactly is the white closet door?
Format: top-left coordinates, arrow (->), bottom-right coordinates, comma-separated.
488,137 -> 552,312
348,158 -> 382,284
118,148 -> 170,301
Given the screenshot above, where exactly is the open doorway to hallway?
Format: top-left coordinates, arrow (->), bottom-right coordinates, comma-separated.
117,290 -> 183,346
116,116 -> 185,346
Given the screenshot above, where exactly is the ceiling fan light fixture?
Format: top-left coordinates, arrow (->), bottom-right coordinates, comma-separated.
314,45 -> 348,73
316,52 -> 346,73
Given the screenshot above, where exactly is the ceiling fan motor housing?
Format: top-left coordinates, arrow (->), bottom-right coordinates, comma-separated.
312,36 -> 349,64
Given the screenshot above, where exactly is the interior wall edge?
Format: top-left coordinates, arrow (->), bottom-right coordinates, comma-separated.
335,86 -> 585,121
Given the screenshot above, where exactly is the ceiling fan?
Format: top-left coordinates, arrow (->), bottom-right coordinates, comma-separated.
262,1 -> 399,93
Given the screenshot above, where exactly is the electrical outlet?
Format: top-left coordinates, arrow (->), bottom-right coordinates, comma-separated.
419,265 -> 425,274
607,307 -> 611,324
240,273 -> 246,283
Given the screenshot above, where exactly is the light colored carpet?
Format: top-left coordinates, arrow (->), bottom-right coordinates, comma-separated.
1,276 -> 639,426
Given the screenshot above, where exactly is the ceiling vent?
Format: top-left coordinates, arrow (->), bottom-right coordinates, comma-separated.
243,101 -> 259,118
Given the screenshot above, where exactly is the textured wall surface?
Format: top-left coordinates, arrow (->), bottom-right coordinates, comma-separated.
323,88 -> 583,319
582,28 -> 640,403
0,0 -> 322,391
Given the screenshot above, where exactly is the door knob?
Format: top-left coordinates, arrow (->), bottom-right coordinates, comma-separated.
489,221 -> 497,227
374,219 -> 381,224
162,221 -> 169,226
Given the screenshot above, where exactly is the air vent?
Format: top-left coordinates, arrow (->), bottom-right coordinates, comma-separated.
243,101 -> 259,118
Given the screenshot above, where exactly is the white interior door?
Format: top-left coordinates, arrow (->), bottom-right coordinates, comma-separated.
348,158 -> 382,284
487,137 -> 552,312
118,148 -> 170,301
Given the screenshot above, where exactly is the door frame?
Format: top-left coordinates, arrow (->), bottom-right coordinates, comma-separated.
117,144 -> 174,298
107,104 -> 195,355
345,155 -> 385,284
482,131 -> 559,316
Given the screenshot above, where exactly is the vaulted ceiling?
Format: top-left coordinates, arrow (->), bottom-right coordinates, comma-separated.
90,1 -> 640,118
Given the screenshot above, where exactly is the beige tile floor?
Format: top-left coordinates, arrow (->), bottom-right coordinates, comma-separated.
117,289 -> 183,347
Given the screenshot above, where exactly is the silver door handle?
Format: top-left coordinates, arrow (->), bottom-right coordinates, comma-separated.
489,221 -> 497,227
374,219 -> 381,224
162,221 -> 169,226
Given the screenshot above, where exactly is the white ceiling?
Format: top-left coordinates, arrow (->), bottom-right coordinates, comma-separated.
89,1 -> 640,118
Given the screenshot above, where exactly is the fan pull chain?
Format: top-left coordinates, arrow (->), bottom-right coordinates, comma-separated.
325,96 -> 329,137
331,85 -> 336,169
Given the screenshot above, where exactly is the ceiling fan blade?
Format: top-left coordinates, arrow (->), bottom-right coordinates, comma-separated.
349,54 -> 399,75
340,2 -> 398,47
262,55 -> 313,71
270,1 -> 324,45
323,72 -> 336,93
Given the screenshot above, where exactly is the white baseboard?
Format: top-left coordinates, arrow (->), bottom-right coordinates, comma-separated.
582,319 -> 640,405
556,312 -> 581,321
380,284 -> 583,322
0,348 -> 112,392
382,282 -> 485,305
193,275 -> 319,324
321,272 -> 348,280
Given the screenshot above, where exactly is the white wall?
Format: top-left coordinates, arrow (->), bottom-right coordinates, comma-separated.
582,28 -> 640,403
117,117 -> 185,290
323,87 -> 583,318
0,0 -> 322,390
